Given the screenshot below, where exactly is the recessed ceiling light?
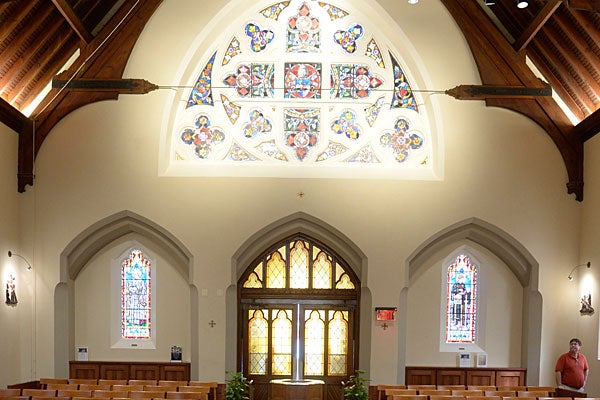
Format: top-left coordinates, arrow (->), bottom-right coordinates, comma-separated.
517,1 -> 529,8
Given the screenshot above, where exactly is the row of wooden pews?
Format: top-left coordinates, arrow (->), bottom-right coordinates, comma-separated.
1,379 -> 218,400
377,385 -> 596,400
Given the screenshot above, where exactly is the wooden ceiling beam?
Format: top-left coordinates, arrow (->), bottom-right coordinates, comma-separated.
0,95 -> 28,133
51,0 -> 93,44
18,37 -> 79,112
514,0 -> 562,52
0,9 -> 62,98
0,2 -> 37,43
573,107 -> 600,141
527,46 -> 587,121
441,0 -> 584,201
566,0 -> 600,11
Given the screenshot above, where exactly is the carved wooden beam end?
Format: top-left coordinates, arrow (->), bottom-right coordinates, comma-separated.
52,76 -> 159,94
445,84 -> 553,100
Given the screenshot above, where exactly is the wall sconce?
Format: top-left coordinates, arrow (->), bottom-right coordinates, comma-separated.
8,251 -> 33,271
568,261 -> 590,281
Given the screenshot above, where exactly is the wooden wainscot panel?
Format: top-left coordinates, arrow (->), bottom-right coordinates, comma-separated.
405,367 -> 436,385
495,370 -> 525,387
70,362 -> 99,379
466,370 -> 495,386
130,363 -> 161,380
100,363 -> 129,380
161,364 -> 190,381
437,369 -> 465,385
69,361 -> 191,381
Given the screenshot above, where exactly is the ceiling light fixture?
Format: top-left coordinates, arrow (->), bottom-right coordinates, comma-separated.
517,0 -> 529,8
408,0 -> 419,4
8,250 -> 32,271
568,261 -> 591,281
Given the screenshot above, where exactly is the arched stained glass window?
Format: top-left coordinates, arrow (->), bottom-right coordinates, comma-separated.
168,0 -> 435,180
242,237 -> 355,290
121,249 -> 152,339
445,254 -> 477,343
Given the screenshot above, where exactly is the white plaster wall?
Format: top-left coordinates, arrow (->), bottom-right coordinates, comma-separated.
405,241 -> 522,367
0,124 -> 33,387
74,238 -> 191,361
2,0 -> 587,392
578,133 -> 600,396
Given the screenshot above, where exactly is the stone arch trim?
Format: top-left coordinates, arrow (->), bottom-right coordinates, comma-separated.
227,212 -> 372,376
55,210 -> 198,379
397,217 -> 542,385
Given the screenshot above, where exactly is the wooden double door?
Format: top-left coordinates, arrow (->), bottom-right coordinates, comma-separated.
240,302 -> 358,400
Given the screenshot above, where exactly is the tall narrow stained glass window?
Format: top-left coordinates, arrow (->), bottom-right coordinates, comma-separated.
121,249 -> 152,339
169,0 -> 434,180
445,254 -> 477,343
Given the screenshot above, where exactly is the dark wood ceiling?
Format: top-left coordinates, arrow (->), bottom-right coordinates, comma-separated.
0,0 -> 598,200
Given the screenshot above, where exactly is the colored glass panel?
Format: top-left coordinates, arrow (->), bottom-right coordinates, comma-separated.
245,23 -> 274,52
390,53 -> 418,111
223,63 -> 275,98
272,309 -> 293,375
317,2 -> 349,20
445,254 -> 477,343
380,117 -> 423,163
266,251 -> 286,288
249,309 -> 268,374
331,110 -> 361,140
222,37 -> 241,66
304,310 -> 325,376
287,2 -> 320,52
312,252 -> 332,289
328,310 -> 348,375
180,114 -> 225,159
260,1 -> 291,20
187,52 -> 216,108
330,64 -> 382,99
284,108 -> 320,161
284,63 -> 321,99
334,24 -> 363,53
290,240 -> 309,288
121,249 -> 151,339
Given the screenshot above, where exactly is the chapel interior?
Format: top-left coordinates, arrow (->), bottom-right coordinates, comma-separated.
1,0 -> 600,400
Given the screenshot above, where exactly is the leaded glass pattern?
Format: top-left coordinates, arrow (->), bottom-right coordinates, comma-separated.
304,310 -> 325,376
170,0 -> 432,176
242,235 -> 357,290
290,240 -> 309,288
121,249 -> 151,339
249,309 -> 269,374
328,310 -> 348,375
272,309 -> 293,375
312,252 -> 332,289
445,254 -> 477,343
266,251 -> 286,288
286,2 -> 320,52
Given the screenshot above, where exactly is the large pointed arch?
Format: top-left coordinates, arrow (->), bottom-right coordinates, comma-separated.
398,217 -> 542,384
227,212 -> 371,376
55,210 -> 197,378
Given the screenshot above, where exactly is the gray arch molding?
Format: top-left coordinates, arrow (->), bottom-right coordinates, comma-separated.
398,217 -> 542,385
55,210 -> 198,379
227,212 -> 372,376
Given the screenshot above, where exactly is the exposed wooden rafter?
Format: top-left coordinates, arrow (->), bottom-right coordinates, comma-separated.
441,0 -> 585,200
51,0 -> 93,44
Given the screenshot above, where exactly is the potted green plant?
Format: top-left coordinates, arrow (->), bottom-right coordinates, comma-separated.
225,370 -> 252,400
343,370 -> 369,400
